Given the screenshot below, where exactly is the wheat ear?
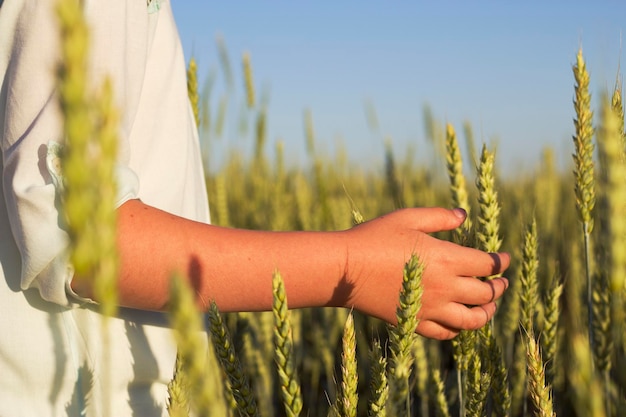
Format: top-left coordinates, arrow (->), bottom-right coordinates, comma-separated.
465,353 -> 490,417
339,313 -> 358,417
572,48 -> 596,350
207,301 -> 260,417
520,217 -> 539,333
595,93 -> 626,416
542,277 -> 563,386
389,254 -> 424,416
445,122 -> 473,244
526,333 -> 556,417
368,339 -> 389,417
476,144 -> 502,256
569,335 -> 606,417
242,51 -> 255,108
187,57 -> 200,127
272,272 -> 303,417
168,275 -> 214,416
56,2 -> 121,411
431,368 -> 451,417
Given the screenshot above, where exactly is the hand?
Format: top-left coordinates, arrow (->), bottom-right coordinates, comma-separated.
343,207 -> 510,340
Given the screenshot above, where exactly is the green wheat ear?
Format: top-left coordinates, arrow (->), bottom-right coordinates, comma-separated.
542,276 -> 563,386
597,93 -> 626,298
57,1 -> 120,412
572,48 -> 596,230
445,122 -> 473,243
338,312 -> 358,417
465,353 -> 490,417
484,325 -> 511,416
168,274 -> 212,416
242,51 -> 256,109
367,339 -> 389,417
91,78 -> 120,319
610,77 -> 625,156
187,57 -> 200,127
445,123 -> 476,409
272,271 -> 303,417
388,254 -> 424,416
595,93 -> 626,416
476,144 -> 502,257
569,334 -> 606,417
166,352 -> 190,417
572,48 -> 597,351
520,217 -> 539,333
430,368 -> 451,417
207,301 -> 260,417
56,0 -> 95,289
525,332 -> 556,417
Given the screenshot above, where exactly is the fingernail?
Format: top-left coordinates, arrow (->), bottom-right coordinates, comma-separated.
453,208 -> 466,219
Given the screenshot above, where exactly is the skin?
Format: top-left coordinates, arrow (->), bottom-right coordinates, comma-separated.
72,199 -> 510,340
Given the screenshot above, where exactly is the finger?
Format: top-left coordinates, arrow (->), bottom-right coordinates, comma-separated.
416,320 -> 460,340
410,207 -> 467,234
441,243 -> 511,276
433,301 -> 498,331
463,303 -> 498,329
451,276 -> 509,306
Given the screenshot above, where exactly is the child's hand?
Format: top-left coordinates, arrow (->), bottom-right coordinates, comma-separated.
343,207 -> 510,340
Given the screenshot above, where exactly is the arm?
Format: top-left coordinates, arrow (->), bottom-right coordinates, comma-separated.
73,199 -> 509,340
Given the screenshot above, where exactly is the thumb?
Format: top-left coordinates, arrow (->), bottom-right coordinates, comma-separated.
413,207 -> 467,234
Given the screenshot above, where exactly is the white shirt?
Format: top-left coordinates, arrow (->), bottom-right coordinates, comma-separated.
0,1 -> 210,415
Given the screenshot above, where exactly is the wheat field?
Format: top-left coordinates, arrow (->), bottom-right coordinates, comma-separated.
56,1 -> 626,415
168,49 -> 626,416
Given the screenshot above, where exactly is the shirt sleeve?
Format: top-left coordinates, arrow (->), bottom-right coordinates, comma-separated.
0,1 -> 152,306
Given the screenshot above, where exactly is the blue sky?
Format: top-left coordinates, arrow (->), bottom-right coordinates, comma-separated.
171,1 -> 625,176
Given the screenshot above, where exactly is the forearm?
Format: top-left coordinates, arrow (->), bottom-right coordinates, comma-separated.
79,199 -> 350,312
71,200 -> 511,339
